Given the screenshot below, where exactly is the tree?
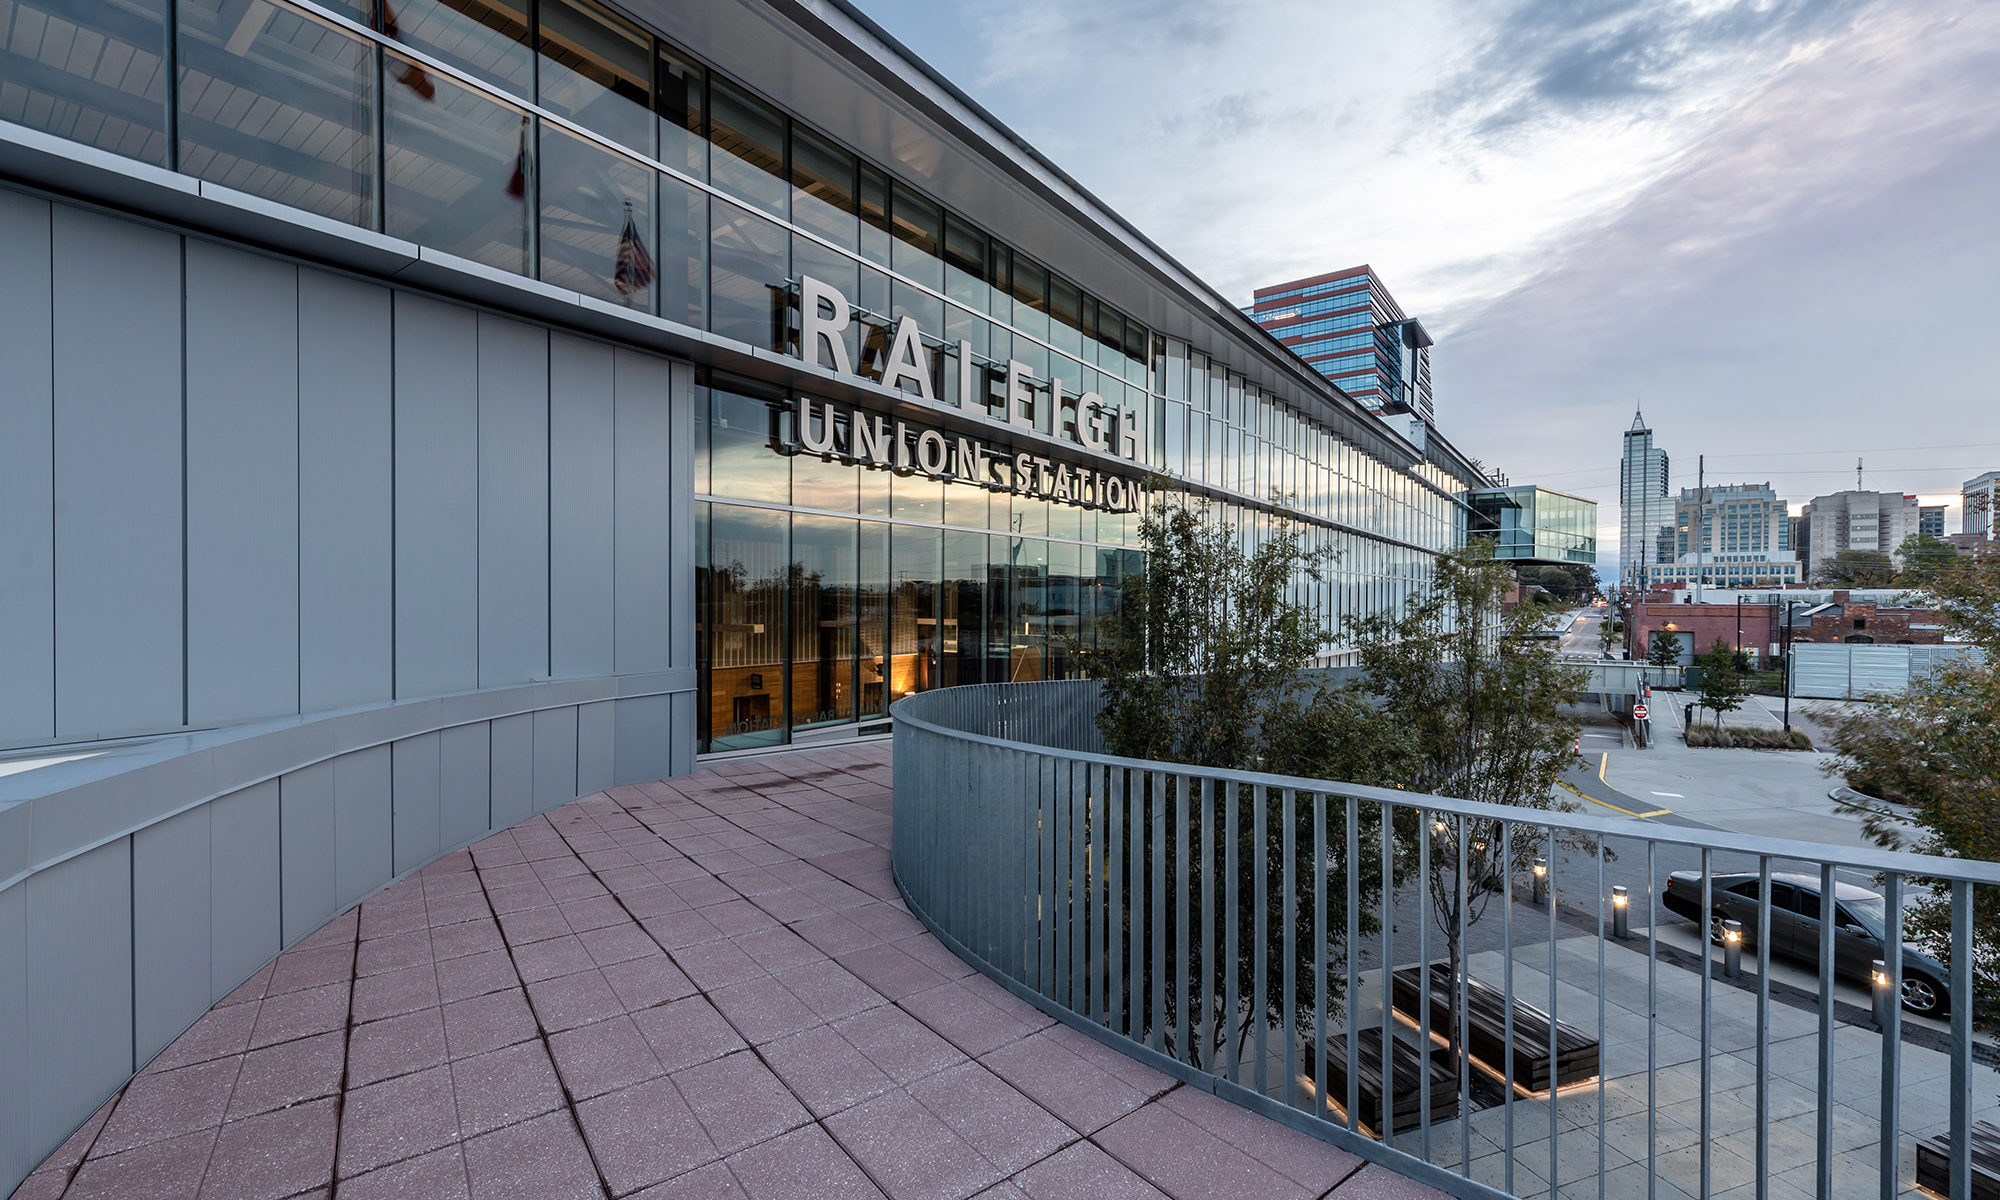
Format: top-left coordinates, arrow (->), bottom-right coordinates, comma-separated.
1815,549 -> 1895,588
1694,637 -> 1745,728
1295,544 -> 1588,1062
1896,533 -> 1962,585
1825,548 -> 2000,1020
1648,631 -> 1683,669
1082,499 -> 1393,1069
1534,566 -> 1575,600
1563,563 -> 1602,603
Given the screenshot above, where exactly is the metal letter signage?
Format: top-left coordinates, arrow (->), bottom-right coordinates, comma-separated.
795,276 -> 1139,465
788,395 -> 1142,514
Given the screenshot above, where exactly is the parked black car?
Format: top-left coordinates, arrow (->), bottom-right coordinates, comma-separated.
1661,870 -> 1949,1015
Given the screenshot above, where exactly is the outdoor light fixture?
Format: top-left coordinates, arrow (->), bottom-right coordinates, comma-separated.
1433,818 -> 1448,836
1872,960 -> 1892,1029
1532,859 -> 1548,906
1611,885 -> 1630,940
1722,919 -> 1743,978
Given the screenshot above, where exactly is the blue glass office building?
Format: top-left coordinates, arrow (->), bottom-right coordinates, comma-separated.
1246,266 -> 1434,422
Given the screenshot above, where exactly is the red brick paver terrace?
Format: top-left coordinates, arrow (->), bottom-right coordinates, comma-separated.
18,743 -> 1444,1200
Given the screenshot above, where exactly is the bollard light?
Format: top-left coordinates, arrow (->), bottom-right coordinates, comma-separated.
1722,918 -> 1743,978
1433,817 -> 1448,837
1532,859 -> 1549,906
1872,959 -> 1892,1030
1611,885 -> 1630,940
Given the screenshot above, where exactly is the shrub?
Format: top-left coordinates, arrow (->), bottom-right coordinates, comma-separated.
1684,725 -> 1813,750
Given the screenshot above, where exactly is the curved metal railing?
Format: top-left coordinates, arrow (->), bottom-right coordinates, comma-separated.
891,680 -> 2000,1200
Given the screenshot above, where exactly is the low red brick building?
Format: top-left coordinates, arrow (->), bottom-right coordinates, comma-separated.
1627,591 -> 1947,664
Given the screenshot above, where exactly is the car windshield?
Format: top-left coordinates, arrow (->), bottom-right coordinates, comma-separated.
1843,896 -> 1887,938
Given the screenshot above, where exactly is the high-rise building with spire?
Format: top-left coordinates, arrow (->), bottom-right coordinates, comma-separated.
1619,409 -> 1672,588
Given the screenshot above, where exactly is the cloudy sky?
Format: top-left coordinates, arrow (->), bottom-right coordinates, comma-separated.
850,0 -> 2000,580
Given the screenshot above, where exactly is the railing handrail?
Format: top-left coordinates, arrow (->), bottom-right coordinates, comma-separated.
892,682 -> 2000,885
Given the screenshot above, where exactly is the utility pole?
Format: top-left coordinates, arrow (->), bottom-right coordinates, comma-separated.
1694,454 -> 1705,605
1782,600 -> 1797,732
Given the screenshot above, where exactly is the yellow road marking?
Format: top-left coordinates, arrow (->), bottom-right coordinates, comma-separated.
1560,780 -> 1672,820
1599,752 -> 1609,784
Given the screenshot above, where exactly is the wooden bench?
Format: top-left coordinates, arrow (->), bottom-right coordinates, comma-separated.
1391,962 -> 1599,1094
1915,1119 -> 2000,1199
1323,1029 -> 1459,1136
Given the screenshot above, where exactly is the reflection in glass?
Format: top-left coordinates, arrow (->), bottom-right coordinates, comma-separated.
892,470 -> 942,525
791,516 -> 857,730
942,531 -> 986,686
656,45 -> 703,176
177,0 -> 373,226
791,125 -> 856,249
709,198 -> 788,351
538,125 -> 651,306
379,0 -> 530,98
943,215 -> 986,310
705,504 -> 786,750
1045,540 -> 1081,679
1,0 -> 170,165
707,388 -> 788,503
890,524 -> 940,702
858,522 -> 888,717
385,57 -> 529,274
858,162 -> 891,267
890,183 -> 942,291
1008,537 -> 1046,682
708,77 -> 784,215
659,172 -> 705,326
538,0 -> 650,154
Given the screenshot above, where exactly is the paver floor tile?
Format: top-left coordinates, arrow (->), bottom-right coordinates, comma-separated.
452,1040 -> 567,1137
463,1110 -> 604,1200
548,1014 -> 667,1099
62,1128 -> 217,1200
345,1007 -> 448,1089
337,1143 -> 472,1200
442,987 -> 539,1058
95,1058 -> 240,1153
1008,1141 -> 1166,1199
198,1097 -> 338,1199
574,1075 -> 718,1194
227,1029 -> 347,1118
336,1064 -> 460,1178
674,1049 -> 813,1156
726,1124 -> 887,1200
826,1090 -> 1003,1200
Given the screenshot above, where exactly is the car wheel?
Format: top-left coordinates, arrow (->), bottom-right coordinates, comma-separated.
1901,974 -> 1946,1017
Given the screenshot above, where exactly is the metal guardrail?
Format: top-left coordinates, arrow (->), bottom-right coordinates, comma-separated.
891,680 -> 2000,1200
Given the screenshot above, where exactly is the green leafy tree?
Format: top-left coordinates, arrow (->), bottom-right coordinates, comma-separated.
1694,637 -> 1746,728
1825,548 -> 2000,1020
1896,533 -> 1962,585
1816,549 -> 1896,588
1648,631 -> 1683,669
1291,544 -> 1588,1060
1082,499 -> 1393,1068
1534,566 -> 1575,600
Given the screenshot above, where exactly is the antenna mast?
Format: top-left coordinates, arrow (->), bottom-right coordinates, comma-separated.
1857,457 -> 1864,490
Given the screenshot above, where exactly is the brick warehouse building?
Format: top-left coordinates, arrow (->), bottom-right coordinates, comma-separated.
1632,591 -> 1949,664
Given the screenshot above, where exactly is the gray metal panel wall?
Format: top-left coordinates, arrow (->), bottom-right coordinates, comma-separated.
550,334 -> 617,678
133,808 -> 213,1063
477,315 -> 552,687
578,701 -> 616,797
613,349 -> 675,673
334,746 -> 393,910
50,207 -> 183,737
24,840 -> 131,1157
0,882 -> 26,1190
490,713 -> 535,829
439,723 -> 493,850
209,781 -> 282,996
298,273 -> 395,713
392,733 -> 443,876
185,241 -> 302,726
279,762 -> 338,945
393,295 -> 481,700
533,707 -> 579,813
0,189 -> 54,746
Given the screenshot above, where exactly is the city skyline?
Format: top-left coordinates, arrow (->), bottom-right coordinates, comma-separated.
851,0 -> 2000,581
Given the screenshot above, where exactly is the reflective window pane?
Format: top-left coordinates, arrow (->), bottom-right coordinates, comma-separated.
0,0 -> 169,165
790,515 -> 857,729
790,124 -> 856,249
538,124 -> 650,307
708,387 -> 788,503
177,1 -> 373,227
943,215 -> 986,310
890,183 -> 942,292
705,503 -> 786,750
708,77 -> 783,216
379,0 -> 530,98
941,530 -> 986,686
858,162 -> 890,267
538,0 -> 649,154
658,171 -> 705,326
1010,254 -> 1047,341
385,58 -> 529,274
890,523 -> 940,701
709,197 -> 787,351
656,44 -> 702,176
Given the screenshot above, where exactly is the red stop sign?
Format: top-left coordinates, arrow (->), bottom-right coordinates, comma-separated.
1632,704 -> 1649,721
